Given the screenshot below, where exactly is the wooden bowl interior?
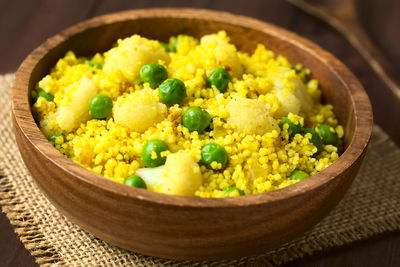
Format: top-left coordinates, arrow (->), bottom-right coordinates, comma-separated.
31,17 -> 355,147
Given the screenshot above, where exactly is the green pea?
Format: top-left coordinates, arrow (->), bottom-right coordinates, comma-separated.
288,170 -> 309,181
182,106 -> 211,133
141,139 -> 169,167
140,63 -> 168,89
159,78 -> 186,105
36,91 -> 54,102
160,42 -> 170,52
124,175 -> 147,189
49,134 -> 66,146
201,143 -> 228,170
205,116 -> 226,131
206,67 -> 231,92
89,94 -> 113,119
291,65 -> 301,74
303,128 -> 323,156
86,61 -> 102,69
223,187 -> 245,196
317,124 -> 338,145
169,36 -> 178,52
279,117 -> 301,138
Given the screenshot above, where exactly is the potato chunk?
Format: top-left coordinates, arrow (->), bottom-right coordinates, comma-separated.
113,89 -> 167,132
56,76 -> 97,132
226,97 -> 278,135
135,151 -> 202,196
103,35 -> 170,84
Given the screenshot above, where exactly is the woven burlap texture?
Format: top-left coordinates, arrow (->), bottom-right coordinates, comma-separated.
1,73 -> 400,266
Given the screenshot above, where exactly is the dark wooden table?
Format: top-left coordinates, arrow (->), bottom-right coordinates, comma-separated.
1,0 -> 399,266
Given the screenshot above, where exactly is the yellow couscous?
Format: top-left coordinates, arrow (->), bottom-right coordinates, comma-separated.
32,31 -> 344,198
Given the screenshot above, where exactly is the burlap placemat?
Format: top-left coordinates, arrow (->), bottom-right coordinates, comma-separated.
1,73 -> 400,266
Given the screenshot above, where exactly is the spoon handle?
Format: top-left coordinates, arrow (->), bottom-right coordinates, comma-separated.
288,0 -> 400,101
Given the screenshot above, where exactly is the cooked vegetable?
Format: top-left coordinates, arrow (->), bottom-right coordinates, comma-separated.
85,60 -> 102,69
201,143 -> 228,170
160,42 -> 170,52
55,76 -> 97,132
169,36 -> 179,53
226,97 -> 278,135
141,139 -> 169,168
103,35 -> 170,84
223,187 -> 245,196
303,128 -> 323,156
136,151 -> 202,196
36,91 -> 54,102
159,78 -> 186,105
124,175 -> 147,189
49,134 -> 66,146
200,32 -> 243,78
317,124 -> 338,145
206,67 -> 231,92
89,94 -> 113,119
139,63 -> 168,89
279,117 -> 301,139
182,106 -> 211,133
113,89 -> 167,132
288,170 -> 309,181
273,68 -> 314,117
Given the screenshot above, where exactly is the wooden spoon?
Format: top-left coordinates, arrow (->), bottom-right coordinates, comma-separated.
288,0 -> 400,101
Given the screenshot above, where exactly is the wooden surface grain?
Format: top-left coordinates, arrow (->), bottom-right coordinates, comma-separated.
1,0 -> 399,266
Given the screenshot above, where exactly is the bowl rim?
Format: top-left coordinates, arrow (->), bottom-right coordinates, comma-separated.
12,8 -> 373,208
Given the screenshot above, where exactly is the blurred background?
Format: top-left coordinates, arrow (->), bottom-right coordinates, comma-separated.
0,0 -> 399,266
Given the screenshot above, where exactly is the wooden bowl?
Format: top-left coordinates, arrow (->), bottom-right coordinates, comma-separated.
11,8 -> 372,260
